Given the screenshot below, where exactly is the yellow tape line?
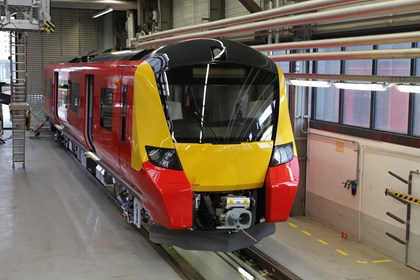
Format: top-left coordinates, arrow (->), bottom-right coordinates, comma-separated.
357,260 -> 369,264
372,260 -> 392,263
336,249 -> 349,256
317,239 -> 328,245
288,223 -> 297,228
302,230 -> 312,236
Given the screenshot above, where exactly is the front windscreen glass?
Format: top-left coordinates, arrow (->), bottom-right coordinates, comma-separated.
162,64 -> 278,144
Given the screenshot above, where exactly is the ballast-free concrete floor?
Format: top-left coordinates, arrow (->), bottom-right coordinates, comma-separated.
0,131 -> 180,280
258,216 -> 420,280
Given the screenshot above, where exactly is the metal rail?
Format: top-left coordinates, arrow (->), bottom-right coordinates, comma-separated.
66,146 -> 201,280
236,246 -> 303,280
63,138 -> 302,280
134,0 -> 361,43
253,30 -> 420,52
134,0 -> 420,48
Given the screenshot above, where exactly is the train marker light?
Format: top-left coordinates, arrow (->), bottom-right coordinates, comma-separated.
145,146 -> 183,170
270,142 -> 294,166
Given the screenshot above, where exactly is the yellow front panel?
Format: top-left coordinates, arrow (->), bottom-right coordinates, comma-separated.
175,141 -> 273,192
131,62 -> 174,171
275,67 -> 297,155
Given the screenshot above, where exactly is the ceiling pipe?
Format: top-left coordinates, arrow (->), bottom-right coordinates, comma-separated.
133,0 -> 362,43
253,31 -> 420,51
269,48 -> 420,61
134,0 -> 420,48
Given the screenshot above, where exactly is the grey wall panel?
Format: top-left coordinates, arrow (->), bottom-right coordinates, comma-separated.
60,9 -> 80,57
173,0 -> 193,28
79,10 -> 102,54
226,0 -> 250,18
27,8 -> 104,96
27,35 -> 43,94
173,0 -> 209,28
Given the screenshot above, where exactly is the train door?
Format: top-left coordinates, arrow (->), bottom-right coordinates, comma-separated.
56,71 -> 69,124
53,71 -> 59,122
85,74 -> 95,151
118,71 -> 133,181
92,70 -> 123,178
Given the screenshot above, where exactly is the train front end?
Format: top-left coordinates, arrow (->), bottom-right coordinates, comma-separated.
131,39 -> 299,251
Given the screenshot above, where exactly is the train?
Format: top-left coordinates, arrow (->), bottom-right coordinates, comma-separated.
44,38 -> 299,252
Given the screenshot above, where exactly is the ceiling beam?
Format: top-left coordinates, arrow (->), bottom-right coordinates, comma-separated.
238,0 -> 262,13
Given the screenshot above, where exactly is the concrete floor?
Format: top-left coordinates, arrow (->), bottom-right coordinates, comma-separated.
0,131 -> 180,280
259,216 -> 420,280
2,129 -> 420,280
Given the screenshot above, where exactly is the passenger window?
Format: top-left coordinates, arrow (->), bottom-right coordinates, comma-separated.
100,88 -> 113,131
69,82 -> 80,113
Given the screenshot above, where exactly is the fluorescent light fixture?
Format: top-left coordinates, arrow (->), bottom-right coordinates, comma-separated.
92,7 -> 113,18
334,82 -> 387,91
395,84 -> 420,93
289,79 -> 331,88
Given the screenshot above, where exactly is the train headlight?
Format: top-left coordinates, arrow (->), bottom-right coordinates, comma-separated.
270,142 -> 294,166
145,146 -> 183,170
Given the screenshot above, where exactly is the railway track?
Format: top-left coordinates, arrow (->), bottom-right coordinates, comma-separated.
65,142 -> 301,280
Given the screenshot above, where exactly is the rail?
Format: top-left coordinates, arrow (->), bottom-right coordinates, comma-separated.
64,138 -> 301,280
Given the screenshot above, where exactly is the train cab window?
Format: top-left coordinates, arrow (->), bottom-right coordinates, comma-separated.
100,88 -> 113,131
161,64 -> 278,144
69,82 -> 80,113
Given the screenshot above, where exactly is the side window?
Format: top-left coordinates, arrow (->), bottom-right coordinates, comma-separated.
100,87 -> 113,131
121,85 -> 127,143
69,82 -> 80,113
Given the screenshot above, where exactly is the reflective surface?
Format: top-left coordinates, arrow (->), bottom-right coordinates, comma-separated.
0,131 -> 180,280
163,64 -> 278,144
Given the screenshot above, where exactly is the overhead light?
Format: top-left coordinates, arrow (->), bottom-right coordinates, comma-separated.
289,79 -> 331,88
92,7 -> 113,18
334,82 -> 387,91
395,84 -> 420,93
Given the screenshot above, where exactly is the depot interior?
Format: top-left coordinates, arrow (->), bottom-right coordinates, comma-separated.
0,0 -> 419,279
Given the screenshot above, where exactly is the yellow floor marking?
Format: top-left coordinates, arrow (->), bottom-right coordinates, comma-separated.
356,260 -> 369,264
317,239 -> 328,245
288,223 -> 297,228
372,260 -> 392,263
302,230 -> 312,236
336,249 -> 349,256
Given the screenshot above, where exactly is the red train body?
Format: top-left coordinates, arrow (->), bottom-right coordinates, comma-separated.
44,39 -> 299,251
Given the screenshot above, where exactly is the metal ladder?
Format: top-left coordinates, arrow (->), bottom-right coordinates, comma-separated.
9,31 -> 29,168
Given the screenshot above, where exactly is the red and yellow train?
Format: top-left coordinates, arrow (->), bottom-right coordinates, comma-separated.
44,39 -> 299,251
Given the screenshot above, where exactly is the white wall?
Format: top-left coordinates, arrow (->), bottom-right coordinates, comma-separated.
307,128 -> 420,267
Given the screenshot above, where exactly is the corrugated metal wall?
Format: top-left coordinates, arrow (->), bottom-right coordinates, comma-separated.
173,0 -> 209,28
225,1 -> 251,18
27,8 -> 104,95
172,1 -> 265,28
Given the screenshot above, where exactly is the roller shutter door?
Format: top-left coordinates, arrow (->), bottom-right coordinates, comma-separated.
27,8 -> 103,95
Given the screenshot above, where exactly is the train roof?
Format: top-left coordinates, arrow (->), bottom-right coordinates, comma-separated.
89,49 -> 154,62
153,38 -> 277,73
